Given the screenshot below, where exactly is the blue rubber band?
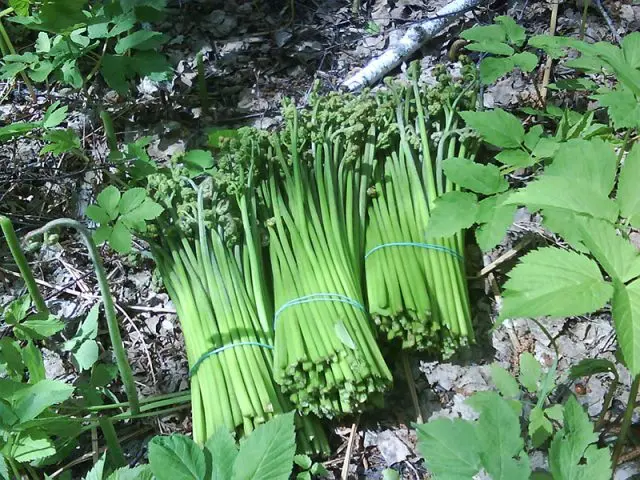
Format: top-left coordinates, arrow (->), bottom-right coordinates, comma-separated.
189,341 -> 274,378
273,293 -> 365,329
365,242 -> 463,261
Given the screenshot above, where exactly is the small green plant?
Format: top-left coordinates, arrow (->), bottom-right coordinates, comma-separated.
416,353 -> 612,479
0,0 -> 172,93
81,412 -> 304,480
293,453 -> 329,479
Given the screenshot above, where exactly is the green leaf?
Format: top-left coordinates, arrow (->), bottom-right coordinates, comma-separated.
519,352 -> 542,393
549,78 -> 598,92
532,137 -> 560,158
612,279 -> 640,376
541,208 -> 587,252
499,247 -> 613,321
28,61 -> 54,83
617,142 -> 640,225
41,129 -> 81,155
183,150 -> 213,172
293,454 -> 312,470
0,456 -> 8,480
476,395 -> 530,480
524,125 -> 543,151
425,191 -> 478,238
512,52 -> 538,72
594,88 -> 640,130
43,102 -> 68,129
442,157 -> 508,195
461,24 -> 506,43
622,32 -> 640,69
0,122 -> 40,142
415,418 -> 482,479
13,379 -> 74,422
204,428 -> 237,480
576,217 -> 640,282
93,225 -> 113,245
467,390 -> 522,417
475,195 -> 516,252
207,129 -> 239,148
4,295 -> 31,324
101,55 -> 132,95
115,31 -> 167,54
91,363 -> 118,388
97,186 -> 121,219
296,472 -> 311,480
504,176 -> 619,222
529,406 -> 553,447
59,60 -> 83,89
549,396 -> 611,480
12,430 -> 55,462
86,205 -> 111,224
460,109 -> 525,149
72,340 -> 99,371
310,462 -> 329,477
119,188 -> 147,215
496,16 -> 526,46
0,337 -> 24,378
495,149 -> 535,167
545,139 -> 617,196
22,340 -> 45,383
64,304 -> 99,352
84,453 -> 106,480
148,434 -> 206,480
490,363 -> 520,397
466,41 -> 515,56
479,56 -> 515,84
127,198 -> 164,221
9,0 -> 30,16
233,412 -> 296,480
132,51 -> 172,82
569,358 -> 617,379
109,219 -> 133,254
381,469 -> 400,480
107,465 -> 153,480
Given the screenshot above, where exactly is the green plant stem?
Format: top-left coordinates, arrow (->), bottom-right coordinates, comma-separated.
98,417 -> 126,468
402,352 -> 423,423
196,52 -> 209,113
25,219 -> 140,414
617,128 -> 632,165
0,216 -> 49,314
612,374 -> 640,467
100,110 -> 118,152
8,456 -> 21,479
580,0 -> 590,40
595,372 -> 618,430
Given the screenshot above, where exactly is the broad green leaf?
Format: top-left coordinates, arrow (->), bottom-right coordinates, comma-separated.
504,176 -> 619,222
127,198 -> 164,221
519,352 -> 542,393
415,418 -> 482,479
549,396 -> 611,480
132,51 -> 173,81
529,406 -> 553,447
107,465 -> 153,480
541,208 -> 587,252
466,41 -> 515,56
91,363 -> 118,388
12,430 -> 55,462
528,34 -> 576,59
475,194 -> 516,252
0,122 -> 40,142
64,304 -> 99,351
233,412 -> 296,480
183,150 -> 213,172
460,24 -> 506,43
524,125 -> 543,151
622,32 -> 640,69
115,31 -> 167,54
495,16 -> 526,46
467,390 -> 523,417
310,462 -> 329,476
207,129 -> 239,148
101,55 -> 131,94
479,56 -> 515,84
381,469 -> 400,480
460,109 -> 525,148
9,0 -> 30,16
3,295 -> 31,323
476,395 -> 530,480
617,143 -> 640,225
84,453 -> 106,480
72,340 -> 99,371
545,139 -> 617,196
15,313 -> 64,340
148,434 -> 206,480
28,60 -> 53,83
13,379 -> 74,422
204,428 -> 237,480
109,219 -> 133,254
569,358 -> 617,379
0,455 -> 8,480
612,279 -> 640,376
297,472 -> 311,480
499,248 -> 613,321
442,157 -> 508,195
532,137 -> 560,158
22,341 -> 45,383
119,188 -> 147,215
549,78 -> 598,91
97,186 -> 121,219
86,205 -> 111,224
59,60 -> 83,89
43,102 -> 68,129
0,337 -> 24,378
41,129 -> 81,155
490,363 -> 520,397
512,52 -> 538,71
495,148 -> 535,167
425,191 -> 478,238
577,217 -> 640,282
93,225 -> 113,245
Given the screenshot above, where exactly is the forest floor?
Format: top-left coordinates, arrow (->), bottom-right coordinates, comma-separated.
1,0 -> 640,478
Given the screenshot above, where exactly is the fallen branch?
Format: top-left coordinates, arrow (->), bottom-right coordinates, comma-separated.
342,0 -> 489,91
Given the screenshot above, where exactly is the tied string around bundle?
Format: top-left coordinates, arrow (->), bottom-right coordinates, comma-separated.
365,241 -> 463,260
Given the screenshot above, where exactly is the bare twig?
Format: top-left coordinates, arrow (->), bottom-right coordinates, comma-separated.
341,420 -> 360,480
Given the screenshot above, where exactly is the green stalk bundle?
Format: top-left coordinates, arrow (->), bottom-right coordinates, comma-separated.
266,100 -> 393,417
365,64 -> 475,353
145,162 -> 327,451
